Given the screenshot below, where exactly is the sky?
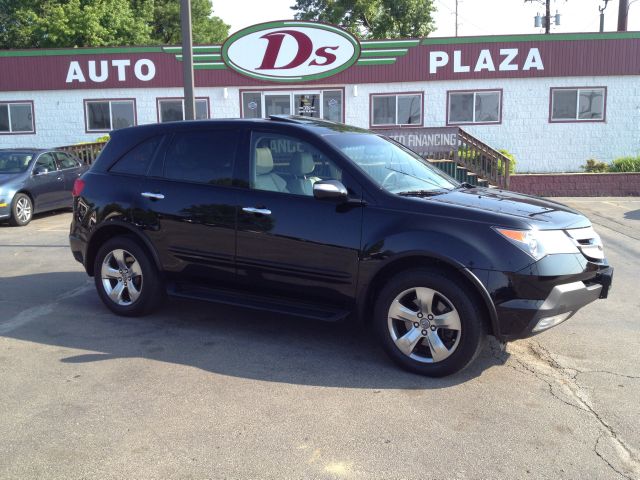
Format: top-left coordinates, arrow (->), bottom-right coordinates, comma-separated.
213,0 -> 640,37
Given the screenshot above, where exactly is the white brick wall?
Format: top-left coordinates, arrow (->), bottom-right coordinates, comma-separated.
1,75 -> 638,173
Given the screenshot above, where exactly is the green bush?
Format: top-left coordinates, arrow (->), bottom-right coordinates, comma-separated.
609,156 -> 640,173
498,149 -> 516,174
581,159 -> 609,173
74,134 -> 110,146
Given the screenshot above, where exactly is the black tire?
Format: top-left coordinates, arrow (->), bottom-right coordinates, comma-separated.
93,235 -> 165,317
9,193 -> 33,226
374,268 -> 486,377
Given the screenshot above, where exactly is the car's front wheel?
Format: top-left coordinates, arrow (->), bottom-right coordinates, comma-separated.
9,193 -> 33,226
374,268 -> 486,377
94,236 -> 164,316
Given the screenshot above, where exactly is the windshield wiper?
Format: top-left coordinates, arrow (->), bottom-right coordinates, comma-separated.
455,182 -> 474,189
397,189 -> 448,197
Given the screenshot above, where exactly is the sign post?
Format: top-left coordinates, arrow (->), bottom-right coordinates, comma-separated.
180,0 -> 195,120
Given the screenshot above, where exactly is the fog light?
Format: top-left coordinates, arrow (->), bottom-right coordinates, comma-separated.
533,312 -> 573,332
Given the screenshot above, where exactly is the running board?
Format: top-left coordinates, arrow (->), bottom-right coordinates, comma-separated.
167,283 -> 349,322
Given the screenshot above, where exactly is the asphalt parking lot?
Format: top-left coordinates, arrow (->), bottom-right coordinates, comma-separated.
1,198 -> 639,480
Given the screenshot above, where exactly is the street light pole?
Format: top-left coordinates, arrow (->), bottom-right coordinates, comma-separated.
180,0 -> 195,120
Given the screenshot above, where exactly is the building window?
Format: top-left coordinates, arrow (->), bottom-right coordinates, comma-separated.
0,102 -> 35,134
447,90 -> 501,125
241,90 -> 343,122
371,93 -> 422,127
157,98 -> 209,122
85,99 -> 136,132
550,87 -> 606,122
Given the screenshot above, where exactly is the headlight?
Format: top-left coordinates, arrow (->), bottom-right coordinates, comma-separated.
493,227 -> 579,260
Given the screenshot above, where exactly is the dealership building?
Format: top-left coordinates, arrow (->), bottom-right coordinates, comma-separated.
1,21 -> 639,172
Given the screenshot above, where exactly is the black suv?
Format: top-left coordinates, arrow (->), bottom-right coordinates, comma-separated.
69,117 -> 613,376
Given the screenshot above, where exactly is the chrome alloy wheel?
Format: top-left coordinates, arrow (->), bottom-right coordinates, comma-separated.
15,196 -> 32,223
387,287 -> 461,363
101,249 -> 143,306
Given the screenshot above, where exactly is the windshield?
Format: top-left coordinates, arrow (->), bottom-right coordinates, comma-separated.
0,152 -> 33,174
324,133 -> 457,194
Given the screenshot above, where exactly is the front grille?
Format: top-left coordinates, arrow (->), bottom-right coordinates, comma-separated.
566,226 -> 604,261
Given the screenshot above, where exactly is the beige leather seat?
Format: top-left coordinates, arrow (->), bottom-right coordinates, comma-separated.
288,152 -> 320,196
254,147 -> 288,193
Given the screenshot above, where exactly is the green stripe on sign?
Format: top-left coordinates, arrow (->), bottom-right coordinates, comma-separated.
163,45 -> 222,54
421,31 -> 640,45
361,40 -> 420,49
356,58 -> 396,65
176,54 -> 222,61
193,63 -> 227,70
359,49 -> 408,57
0,46 -> 164,57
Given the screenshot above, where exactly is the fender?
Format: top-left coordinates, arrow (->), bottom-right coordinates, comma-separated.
355,226 -> 507,338
85,218 -> 162,276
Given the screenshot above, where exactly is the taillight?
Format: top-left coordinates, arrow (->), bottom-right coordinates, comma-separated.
72,178 -> 85,197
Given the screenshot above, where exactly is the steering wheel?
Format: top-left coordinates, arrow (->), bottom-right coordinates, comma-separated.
381,171 -> 399,189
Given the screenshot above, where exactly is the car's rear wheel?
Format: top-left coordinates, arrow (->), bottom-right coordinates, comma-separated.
9,193 -> 33,226
374,268 -> 486,377
94,236 -> 164,316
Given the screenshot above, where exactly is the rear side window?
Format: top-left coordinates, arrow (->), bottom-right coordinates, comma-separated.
110,137 -> 160,176
54,152 -> 80,169
164,130 -> 239,185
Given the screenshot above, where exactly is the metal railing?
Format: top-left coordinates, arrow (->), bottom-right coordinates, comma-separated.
58,141 -> 107,165
373,127 -> 511,189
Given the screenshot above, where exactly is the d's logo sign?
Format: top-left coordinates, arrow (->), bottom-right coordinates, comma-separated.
222,21 -> 360,82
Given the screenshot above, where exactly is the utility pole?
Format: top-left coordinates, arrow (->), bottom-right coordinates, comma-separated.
180,0 -> 195,120
599,0 -> 609,33
454,0 -> 458,37
618,0 -> 629,31
544,0 -> 551,33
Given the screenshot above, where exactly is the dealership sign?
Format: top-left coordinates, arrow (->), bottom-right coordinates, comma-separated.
221,21 -> 361,82
374,128 -> 459,155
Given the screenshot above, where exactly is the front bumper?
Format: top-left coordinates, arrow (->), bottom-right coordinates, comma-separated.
491,264 -> 613,340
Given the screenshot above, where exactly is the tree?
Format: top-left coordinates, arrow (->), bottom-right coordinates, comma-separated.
292,0 -> 437,39
0,0 -> 230,49
151,0 -> 229,45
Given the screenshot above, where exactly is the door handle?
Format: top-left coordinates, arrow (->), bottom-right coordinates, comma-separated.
141,192 -> 165,200
242,207 -> 271,215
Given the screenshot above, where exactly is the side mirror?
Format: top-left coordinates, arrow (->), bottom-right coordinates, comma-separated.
33,166 -> 49,175
313,180 -> 348,202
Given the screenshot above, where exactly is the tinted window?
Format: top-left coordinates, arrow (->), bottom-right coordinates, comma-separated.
55,152 -> 79,169
164,130 -> 238,185
110,137 -> 161,176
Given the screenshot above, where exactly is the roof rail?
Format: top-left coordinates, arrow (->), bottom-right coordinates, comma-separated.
268,115 -> 315,124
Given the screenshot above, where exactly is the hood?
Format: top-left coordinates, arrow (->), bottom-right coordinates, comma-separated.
409,187 -> 590,230
0,172 -> 27,188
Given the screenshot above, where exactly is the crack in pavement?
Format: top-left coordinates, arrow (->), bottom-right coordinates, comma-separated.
494,340 -> 640,479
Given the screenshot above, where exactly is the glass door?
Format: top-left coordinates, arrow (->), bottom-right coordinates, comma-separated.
264,94 -> 291,116
293,93 -> 321,118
